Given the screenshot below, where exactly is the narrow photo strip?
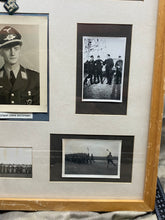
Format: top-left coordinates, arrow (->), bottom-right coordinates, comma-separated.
0,14 -> 48,113
0,147 -> 32,178
50,134 -> 134,182
76,23 -> 132,115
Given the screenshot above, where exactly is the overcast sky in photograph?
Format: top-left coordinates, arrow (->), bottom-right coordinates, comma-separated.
0,147 -> 32,164
63,139 -> 121,157
83,36 -> 126,62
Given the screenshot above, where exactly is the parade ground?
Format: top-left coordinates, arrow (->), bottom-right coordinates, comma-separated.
0,173 -> 32,178
65,159 -> 118,176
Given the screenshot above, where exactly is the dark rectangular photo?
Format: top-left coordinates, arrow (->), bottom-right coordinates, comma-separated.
50,134 -> 134,182
76,23 -> 132,115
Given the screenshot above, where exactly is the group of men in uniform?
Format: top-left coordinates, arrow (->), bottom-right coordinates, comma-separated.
65,153 -> 95,165
0,163 -> 32,175
84,54 -> 123,86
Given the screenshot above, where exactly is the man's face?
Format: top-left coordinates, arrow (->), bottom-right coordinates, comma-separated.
0,44 -> 21,66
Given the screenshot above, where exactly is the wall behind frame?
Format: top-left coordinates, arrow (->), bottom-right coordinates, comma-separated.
0,0 -> 158,200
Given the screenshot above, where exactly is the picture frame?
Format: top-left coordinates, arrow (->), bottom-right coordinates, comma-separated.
0,0 -> 164,213
0,13 -> 48,113
0,146 -> 32,178
76,23 -> 132,115
50,134 -> 134,182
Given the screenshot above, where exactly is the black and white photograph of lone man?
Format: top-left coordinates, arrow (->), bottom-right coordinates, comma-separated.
0,147 -> 32,178
82,36 -> 126,102
0,25 -> 39,105
62,139 -> 121,179
0,14 -> 48,113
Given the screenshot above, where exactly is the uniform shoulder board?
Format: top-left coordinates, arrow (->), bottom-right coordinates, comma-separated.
26,68 -> 39,75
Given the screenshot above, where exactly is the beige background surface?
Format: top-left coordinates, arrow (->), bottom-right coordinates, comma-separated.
0,0 -> 159,200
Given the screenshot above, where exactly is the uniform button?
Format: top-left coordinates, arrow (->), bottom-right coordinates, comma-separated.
11,101 -> 14,104
11,93 -> 14,97
28,91 -> 31,96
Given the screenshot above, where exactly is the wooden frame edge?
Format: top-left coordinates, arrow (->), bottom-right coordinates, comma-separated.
143,0 -> 165,210
0,198 -> 152,211
0,0 -> 164,212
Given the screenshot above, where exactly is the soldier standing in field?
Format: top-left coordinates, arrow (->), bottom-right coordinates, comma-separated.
107,152 -> 116,168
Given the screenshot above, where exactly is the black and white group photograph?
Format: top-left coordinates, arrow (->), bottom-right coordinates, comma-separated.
0,147 -> 32,178
0,14 -> 48,113
62,139 -> 121,179
82,36 -> 126,103
76,23 -> 132,115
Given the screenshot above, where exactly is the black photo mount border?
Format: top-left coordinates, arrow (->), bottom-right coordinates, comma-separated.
50,134 -> 134,183
76,23 -> 132,115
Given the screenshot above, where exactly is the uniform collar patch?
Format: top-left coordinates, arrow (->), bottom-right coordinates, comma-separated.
21,71 -> 28,80
0,70 -> 4,78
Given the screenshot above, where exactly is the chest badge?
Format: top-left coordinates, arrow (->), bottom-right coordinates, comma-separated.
26,99 -> 33,105
26,91 -> 32,105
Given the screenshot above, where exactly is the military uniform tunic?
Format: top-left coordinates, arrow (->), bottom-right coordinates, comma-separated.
0,65 -> 39,105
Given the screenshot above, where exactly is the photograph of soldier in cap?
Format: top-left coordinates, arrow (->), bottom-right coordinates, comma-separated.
82,36 -> 126,103
0,25 -> 39,105
0,14 -> 48,113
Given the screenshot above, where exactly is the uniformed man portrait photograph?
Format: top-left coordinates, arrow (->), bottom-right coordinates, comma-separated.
0,26 -> 39,105
0,14 -> 48,112
82,36 -> 126,103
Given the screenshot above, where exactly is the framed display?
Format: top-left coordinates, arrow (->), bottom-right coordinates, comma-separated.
0,0 -> 164,213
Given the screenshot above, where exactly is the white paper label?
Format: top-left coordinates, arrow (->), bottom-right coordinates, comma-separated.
0,113 -> 33,119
